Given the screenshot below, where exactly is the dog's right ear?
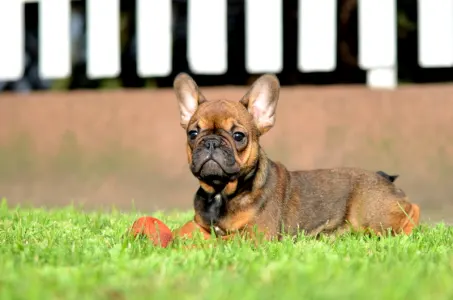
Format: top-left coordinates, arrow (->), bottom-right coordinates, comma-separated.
173,73 -> 207,129
240,74 -> 280,135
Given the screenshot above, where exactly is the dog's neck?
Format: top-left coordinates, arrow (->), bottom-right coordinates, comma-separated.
194,147 -> 271,229
201,147 -> 269,197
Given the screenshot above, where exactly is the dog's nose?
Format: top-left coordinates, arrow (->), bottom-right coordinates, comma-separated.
204,138 -> 220,150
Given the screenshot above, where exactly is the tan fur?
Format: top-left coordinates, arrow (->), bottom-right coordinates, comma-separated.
172,73 -> 421,242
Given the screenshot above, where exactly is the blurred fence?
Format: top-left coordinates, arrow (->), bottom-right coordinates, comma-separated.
0,0 -> 453,90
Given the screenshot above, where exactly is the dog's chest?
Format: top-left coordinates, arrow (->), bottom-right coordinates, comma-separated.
196,193 -> 226,227
195,192 -> 257,236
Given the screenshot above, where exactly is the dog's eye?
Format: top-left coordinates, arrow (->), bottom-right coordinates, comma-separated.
188,130 -> 198,140
233,132 -> 245,142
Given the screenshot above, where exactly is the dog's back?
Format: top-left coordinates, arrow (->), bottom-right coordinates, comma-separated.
276,166 -> 417,236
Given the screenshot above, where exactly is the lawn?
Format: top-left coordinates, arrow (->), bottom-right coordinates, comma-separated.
1,199 -> 453,300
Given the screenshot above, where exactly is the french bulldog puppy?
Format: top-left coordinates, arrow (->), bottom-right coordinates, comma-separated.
171,73 -> 420,241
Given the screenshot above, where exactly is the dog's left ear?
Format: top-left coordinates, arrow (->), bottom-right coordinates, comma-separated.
240,74 -> 280,135
173,73 -> 207,129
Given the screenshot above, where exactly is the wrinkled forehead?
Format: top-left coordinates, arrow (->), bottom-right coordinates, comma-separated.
192,99 -> 253,130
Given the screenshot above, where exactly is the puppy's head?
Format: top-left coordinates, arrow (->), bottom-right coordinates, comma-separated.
173,73 -> 280,192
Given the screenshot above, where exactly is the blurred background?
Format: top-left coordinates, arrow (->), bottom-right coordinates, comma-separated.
0,0 -> 452,223
2,0 -> 453,91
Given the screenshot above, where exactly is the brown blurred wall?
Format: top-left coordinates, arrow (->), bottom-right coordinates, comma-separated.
0,85 -> 452,223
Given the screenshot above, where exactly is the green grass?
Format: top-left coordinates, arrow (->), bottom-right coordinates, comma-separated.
1,199 -> 453,300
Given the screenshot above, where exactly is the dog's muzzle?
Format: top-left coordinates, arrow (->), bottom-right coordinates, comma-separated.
191,135 -> 240,181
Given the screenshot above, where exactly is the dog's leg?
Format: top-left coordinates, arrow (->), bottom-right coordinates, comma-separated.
171,220 -> 244,250
172,220 -> 212,240
170,220 -> 212,250
171,219 -> 270,250
372,200 -> 421,236
345,192 -> 421,237
396,202 -> 420,235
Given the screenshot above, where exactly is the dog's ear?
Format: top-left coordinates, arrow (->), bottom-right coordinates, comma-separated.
240,74 -> 280,135
173,73 -> 207,129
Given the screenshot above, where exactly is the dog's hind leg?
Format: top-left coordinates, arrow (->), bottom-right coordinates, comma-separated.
397,202 -> 420,234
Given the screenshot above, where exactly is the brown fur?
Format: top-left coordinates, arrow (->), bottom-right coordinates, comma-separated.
172,73 -> 421,242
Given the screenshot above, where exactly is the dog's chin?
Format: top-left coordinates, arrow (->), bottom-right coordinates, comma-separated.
193,160 -> 238,187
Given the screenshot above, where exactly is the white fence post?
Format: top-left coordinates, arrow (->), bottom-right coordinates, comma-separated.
418,0 -> 453,68
137,0 -> 172,77
245,0 -> 283,74
86,0 -> 120,79
0,1 -> 24,81
298,0 -> 337,73
188,0 -> 228,74
358,0 -> 397,89
39,0 -> 71,79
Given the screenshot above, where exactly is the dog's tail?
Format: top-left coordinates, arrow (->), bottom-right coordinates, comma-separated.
376,170 -> 399,183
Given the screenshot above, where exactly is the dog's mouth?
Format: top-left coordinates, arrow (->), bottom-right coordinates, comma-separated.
192,157 -> 240,186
